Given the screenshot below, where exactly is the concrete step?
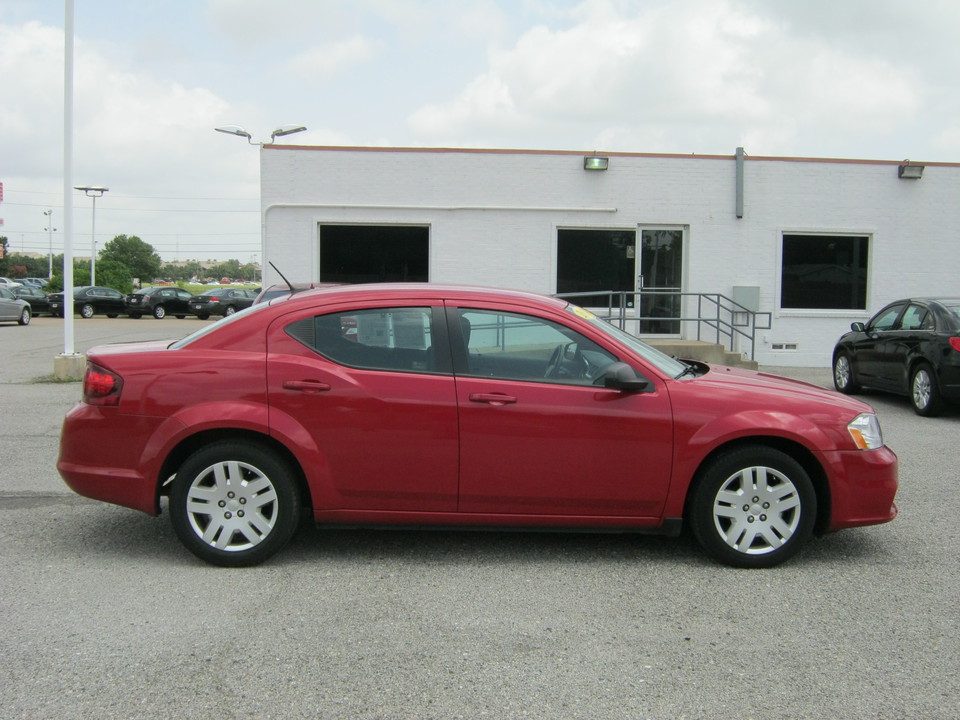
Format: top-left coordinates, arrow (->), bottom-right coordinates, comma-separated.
646,339 -> 758,371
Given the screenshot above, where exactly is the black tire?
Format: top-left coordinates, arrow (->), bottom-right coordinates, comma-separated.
175,315 -> 186,319
18,307 -> 31,326
80,303 -> 94,319
169,441 -> 301,567
197,313 -> 210,320
690,446 -> 816,568
153,304 -> 166,319
910,363 -> 943,417
833,352 -> 860,394
106,314 -> 119,318
129,313 -> 142,319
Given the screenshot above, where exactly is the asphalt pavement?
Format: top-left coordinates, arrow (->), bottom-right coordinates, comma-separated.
1,316 -> 958,720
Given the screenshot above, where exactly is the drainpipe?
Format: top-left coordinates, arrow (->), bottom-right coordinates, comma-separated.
735,147 -> 745,219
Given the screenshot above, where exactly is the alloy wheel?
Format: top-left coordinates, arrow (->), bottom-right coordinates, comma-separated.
710,465 -> 802,556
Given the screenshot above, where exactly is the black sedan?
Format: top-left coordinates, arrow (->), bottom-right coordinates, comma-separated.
49,286 -> 127,319
833,297 -> 960,416
126,286 -> 193,319
188,287 -> 258,319
12,286 -> 54,316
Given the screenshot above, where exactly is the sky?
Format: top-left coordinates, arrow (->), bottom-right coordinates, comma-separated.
2,0 -> 959,265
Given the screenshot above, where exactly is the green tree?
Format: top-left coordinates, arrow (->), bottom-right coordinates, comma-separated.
6,253 -> 51,278
95,258 -> 134,294
0,236 -> 8,274
209,258 -> 243,280
99,234 -> 162,283
48,261 -> 91,292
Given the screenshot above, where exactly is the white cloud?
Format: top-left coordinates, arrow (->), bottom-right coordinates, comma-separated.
283,36 -> 380,82
406,0 -> 943,158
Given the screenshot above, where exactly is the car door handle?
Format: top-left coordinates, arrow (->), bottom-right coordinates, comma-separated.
468,392 -> 517,406
282,380 -> 331,394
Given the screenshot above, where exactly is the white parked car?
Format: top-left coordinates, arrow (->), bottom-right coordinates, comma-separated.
0,277 -> 24,288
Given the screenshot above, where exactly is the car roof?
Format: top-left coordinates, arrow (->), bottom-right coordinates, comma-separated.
275,282 -> 570,311
892,297 -> 960,304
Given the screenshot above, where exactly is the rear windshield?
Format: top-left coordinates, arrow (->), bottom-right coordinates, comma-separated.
169,302 -> 271,349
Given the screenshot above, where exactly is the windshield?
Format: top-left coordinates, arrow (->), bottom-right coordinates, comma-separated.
566,304 -> 688,377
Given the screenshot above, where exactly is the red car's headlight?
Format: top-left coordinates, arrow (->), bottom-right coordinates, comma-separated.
848,413 -> 884,450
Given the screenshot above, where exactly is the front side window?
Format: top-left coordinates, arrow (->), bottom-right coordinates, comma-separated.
457,308 -> 617,385
868,304 -> 904,332
781,234 -> 869,310
288,307 -> 436,374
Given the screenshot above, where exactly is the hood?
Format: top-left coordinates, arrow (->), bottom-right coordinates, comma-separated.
688,364 -> 874,415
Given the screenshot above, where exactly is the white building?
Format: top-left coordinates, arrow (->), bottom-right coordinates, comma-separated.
260,146 -> 959,367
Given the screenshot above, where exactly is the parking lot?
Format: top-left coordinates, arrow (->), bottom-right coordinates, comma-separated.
1,316 -> 958,719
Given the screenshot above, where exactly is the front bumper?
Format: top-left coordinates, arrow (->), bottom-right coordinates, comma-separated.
822,445 -> 899,531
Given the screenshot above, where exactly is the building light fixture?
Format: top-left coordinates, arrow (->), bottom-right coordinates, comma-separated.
897,160 -> 924,179
583,156 -> 609,171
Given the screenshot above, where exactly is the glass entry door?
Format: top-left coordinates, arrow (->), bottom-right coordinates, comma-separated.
637,227 -> 684,335
556,226 -> 684,335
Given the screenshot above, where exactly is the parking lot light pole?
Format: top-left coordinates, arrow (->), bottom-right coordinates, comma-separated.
74,186 -> 108,285
43,210 -> 57,279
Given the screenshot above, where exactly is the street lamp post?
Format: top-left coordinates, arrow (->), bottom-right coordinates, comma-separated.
215,125 -> 306,287
214,124 -> 307,145
43,210 -> 57,279
74,186 -> 108,285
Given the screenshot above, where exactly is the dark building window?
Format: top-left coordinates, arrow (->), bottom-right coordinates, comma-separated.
781,234 -> 869,310
320,225 -> 428,284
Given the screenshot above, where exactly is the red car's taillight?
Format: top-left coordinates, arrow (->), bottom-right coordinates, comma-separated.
83,362 -> 123,406
951,337 -> 960,352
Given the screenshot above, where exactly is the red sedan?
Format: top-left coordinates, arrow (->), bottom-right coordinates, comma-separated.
58,284 -> 898,568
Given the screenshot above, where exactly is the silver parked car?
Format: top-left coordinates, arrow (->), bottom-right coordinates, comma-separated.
0,286 -> 31,325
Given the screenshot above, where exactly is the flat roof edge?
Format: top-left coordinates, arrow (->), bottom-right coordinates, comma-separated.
263,144 -> 960,168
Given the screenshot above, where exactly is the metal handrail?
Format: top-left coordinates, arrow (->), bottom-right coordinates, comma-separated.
555,290 -> 771,361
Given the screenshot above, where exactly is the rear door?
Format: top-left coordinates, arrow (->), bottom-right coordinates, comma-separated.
450,303 -> 674,518
266,301 -> 459,512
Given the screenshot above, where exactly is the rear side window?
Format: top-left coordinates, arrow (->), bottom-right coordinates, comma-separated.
287,307 -> 438,374
900,304 -> 933,331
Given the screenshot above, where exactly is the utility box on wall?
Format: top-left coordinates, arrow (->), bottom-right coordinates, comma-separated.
732,286 -> 760,312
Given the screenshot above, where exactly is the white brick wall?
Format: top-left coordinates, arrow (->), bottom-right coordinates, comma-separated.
261,147 -> 960,367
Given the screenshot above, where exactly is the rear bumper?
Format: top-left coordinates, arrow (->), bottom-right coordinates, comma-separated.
57,404 -> 177,515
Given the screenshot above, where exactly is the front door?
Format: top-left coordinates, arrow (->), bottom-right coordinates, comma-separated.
637,227 -> 684,335
451,305 -> 674,518
555,227 -> 684,336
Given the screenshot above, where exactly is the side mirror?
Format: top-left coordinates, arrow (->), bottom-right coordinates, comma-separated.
602,362 -> 653,393
851,322 -> 866,332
